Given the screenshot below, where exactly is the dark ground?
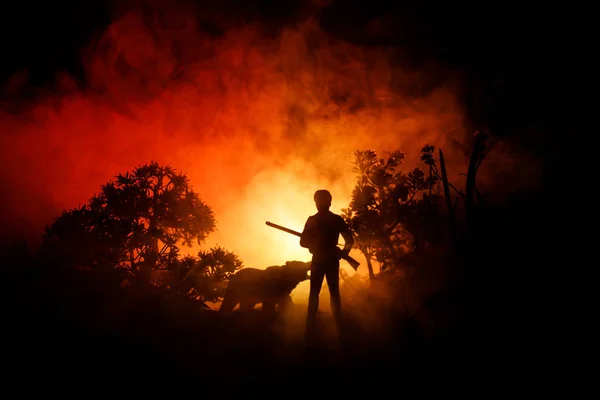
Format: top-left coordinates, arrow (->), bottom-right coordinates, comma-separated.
5,301 -> 462,390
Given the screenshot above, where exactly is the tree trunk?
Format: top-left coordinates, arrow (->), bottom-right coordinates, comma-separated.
139,253 -> 155,284
140,219 -> 159,287
439,149 -> 457,240
360,245 -> 375,281
465,135 -> 487,237
382,233 -> 401,267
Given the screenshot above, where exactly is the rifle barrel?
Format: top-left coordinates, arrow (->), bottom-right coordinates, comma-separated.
265,221 -> 360,271
265,221 -> 345,246
265,221 -> 301,237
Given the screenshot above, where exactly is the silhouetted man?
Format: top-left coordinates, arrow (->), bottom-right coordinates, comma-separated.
300,189 -> 354,337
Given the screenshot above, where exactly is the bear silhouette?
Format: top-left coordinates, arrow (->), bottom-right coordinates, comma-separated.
219,260 -> 311,313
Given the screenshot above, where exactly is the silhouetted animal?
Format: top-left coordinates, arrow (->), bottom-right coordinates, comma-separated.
219,261 -> 311,313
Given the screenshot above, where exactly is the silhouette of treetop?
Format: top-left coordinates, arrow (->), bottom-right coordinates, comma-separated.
170,245 -> 244,305
44,161 -> 216,285
100,162 -> 215,247
343,147 -> 444,277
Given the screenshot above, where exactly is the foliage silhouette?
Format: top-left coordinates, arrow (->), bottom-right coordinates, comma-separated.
43,161 -> 217,287
342,148 -> 444,279
419,132 -> 491,240
168,245 -> 243,307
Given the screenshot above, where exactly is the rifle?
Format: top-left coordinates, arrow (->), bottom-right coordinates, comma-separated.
265,221 -> 360,271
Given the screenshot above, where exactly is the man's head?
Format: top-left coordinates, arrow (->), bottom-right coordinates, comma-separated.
313,189 -> 332,211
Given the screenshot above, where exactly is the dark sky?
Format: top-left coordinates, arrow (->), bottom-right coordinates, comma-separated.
0,1 -> 558,79
0,0 -> 568,130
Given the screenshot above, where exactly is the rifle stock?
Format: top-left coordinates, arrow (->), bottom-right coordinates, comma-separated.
265,221 -> 360,271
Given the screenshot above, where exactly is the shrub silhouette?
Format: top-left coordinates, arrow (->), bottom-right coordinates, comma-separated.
42,161 -> 217,288
168,245 -> 244,307
342,147 -> 444,279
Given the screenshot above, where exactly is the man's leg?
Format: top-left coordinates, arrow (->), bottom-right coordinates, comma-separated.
325,264 -> 341,329
306,266 -> 325,334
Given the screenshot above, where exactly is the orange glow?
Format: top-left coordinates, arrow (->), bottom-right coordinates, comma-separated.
0,8 -> 470,302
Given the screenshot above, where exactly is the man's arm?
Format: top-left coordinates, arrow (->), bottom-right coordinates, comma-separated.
300,217 -> 314,250
339,217 -> 354,256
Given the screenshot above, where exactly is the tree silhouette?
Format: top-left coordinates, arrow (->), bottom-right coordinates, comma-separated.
419,134 -> 491,239
342,148 -> 443,279
169,245 -> 243,307
43,161 -> 216,287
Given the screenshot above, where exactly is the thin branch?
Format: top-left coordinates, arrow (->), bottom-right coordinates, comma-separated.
158,243 -> 169,256
433,170 -> 464,197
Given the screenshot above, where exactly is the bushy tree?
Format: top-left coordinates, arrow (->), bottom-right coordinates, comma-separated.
43,161 -> 217,287
169,245 -> 243,307
342,147 -> 444,278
